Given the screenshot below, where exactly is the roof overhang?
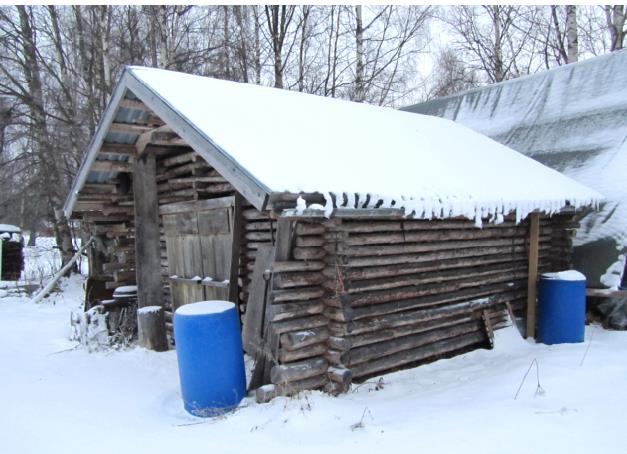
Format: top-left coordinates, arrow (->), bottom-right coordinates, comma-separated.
63,67 -> 271,218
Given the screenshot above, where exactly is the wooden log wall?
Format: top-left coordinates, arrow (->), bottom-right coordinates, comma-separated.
265,219 -> 331,395
77,178 -> 137,293
262,213 -> 577,396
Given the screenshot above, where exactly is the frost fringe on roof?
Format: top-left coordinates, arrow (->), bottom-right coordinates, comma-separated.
65,66 -> 602,226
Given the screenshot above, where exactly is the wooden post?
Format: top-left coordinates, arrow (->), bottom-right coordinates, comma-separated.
228,193 -> 244,304
137,306 -> 169,351
133,153 -> 167,350
525,212 -> 540,339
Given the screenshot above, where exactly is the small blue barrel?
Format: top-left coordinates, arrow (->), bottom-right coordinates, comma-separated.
537,271 -> 586,344
174,301 -> 246,417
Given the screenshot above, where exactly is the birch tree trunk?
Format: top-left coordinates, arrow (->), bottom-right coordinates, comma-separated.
566,5 -> 578,62
354,5 -> 365,102
605,5 -> 625,51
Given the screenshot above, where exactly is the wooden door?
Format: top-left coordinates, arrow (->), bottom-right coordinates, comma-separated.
160,197 -> 235,311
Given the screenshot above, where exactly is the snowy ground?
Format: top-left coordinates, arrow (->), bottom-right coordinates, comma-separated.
1,242 -> 626,454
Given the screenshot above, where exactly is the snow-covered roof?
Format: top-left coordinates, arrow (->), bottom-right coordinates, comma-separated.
404,50 -> 626,244
0,224 -> 21,233
65,66 -> 600,224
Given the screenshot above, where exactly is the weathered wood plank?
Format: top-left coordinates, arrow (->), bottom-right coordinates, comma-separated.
133,153 -> 165,313
242,245 -> 275,355
526,213 -> 540,339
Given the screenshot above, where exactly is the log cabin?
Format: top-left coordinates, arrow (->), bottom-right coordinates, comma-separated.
63,67 -> 600,401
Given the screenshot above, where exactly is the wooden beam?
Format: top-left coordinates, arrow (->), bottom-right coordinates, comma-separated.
133,152 -> 165,314
109,122 -> 153,135
73,201 -> 105,211
526,213 -> 540,339
229,193 -> 244,303
91,160 -> 131,173
82,183 -> 116,193
100,143 -> 135,155
158,196 -> 235,215
125,73 -> 270,210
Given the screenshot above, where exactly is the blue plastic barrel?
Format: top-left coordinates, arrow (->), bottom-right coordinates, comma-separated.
537,271 -> 586,344
173,301 -> 246,417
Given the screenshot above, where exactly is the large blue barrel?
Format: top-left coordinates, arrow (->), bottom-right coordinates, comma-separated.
174,301 -> 246,417
537,271 -> 586,344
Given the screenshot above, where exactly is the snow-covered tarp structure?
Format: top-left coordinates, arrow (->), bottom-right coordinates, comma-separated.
403,50 -> 627,287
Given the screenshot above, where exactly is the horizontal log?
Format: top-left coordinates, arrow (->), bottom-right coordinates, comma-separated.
327,336 -> 351,351
272,261 -> 325,272
161,151 -> 198,167
323,252 -> 547,281
278,342 -> 328,362
295,223 -> 325,236
330,244 -> 532,268
272,287 -> 325,303
274,271 -> 324,289
270,357 -> 328,384
271,300 -> 325,322
344,272 -> 528,307
280,327 -> 329,351
350,331 -> 486,379
326,237 -> 549,257
245,221 -> 274,232
335,226 -> 541,246
347,284 -> 528,325
100,143 -> 135,155
344,319 -> 483,367
295,236 -> 325,247
246,231 -> 273,242
156,162 -> 208,181
293,247 -> 326,260
197,183 -> 233,194
109,122 -> 153,134
90,160 -> 132,173
327,367 -> 352,386
271,315 -> 327,334
346,314 -> 475,349
333,294 -> 511,336
340,261 -> 530,294
328,216 -> 554,233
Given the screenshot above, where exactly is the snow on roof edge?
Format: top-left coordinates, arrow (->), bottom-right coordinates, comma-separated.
287,191 -> 599,227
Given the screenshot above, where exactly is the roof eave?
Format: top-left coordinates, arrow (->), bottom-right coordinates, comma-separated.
124,70 -> 270,211
63,70 -> 132,218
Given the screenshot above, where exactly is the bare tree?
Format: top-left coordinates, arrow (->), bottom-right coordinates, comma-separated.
444,5 -> 538,83
264,5 -> 296,88
428,47 -> 479,99
605,5 -> 626,51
